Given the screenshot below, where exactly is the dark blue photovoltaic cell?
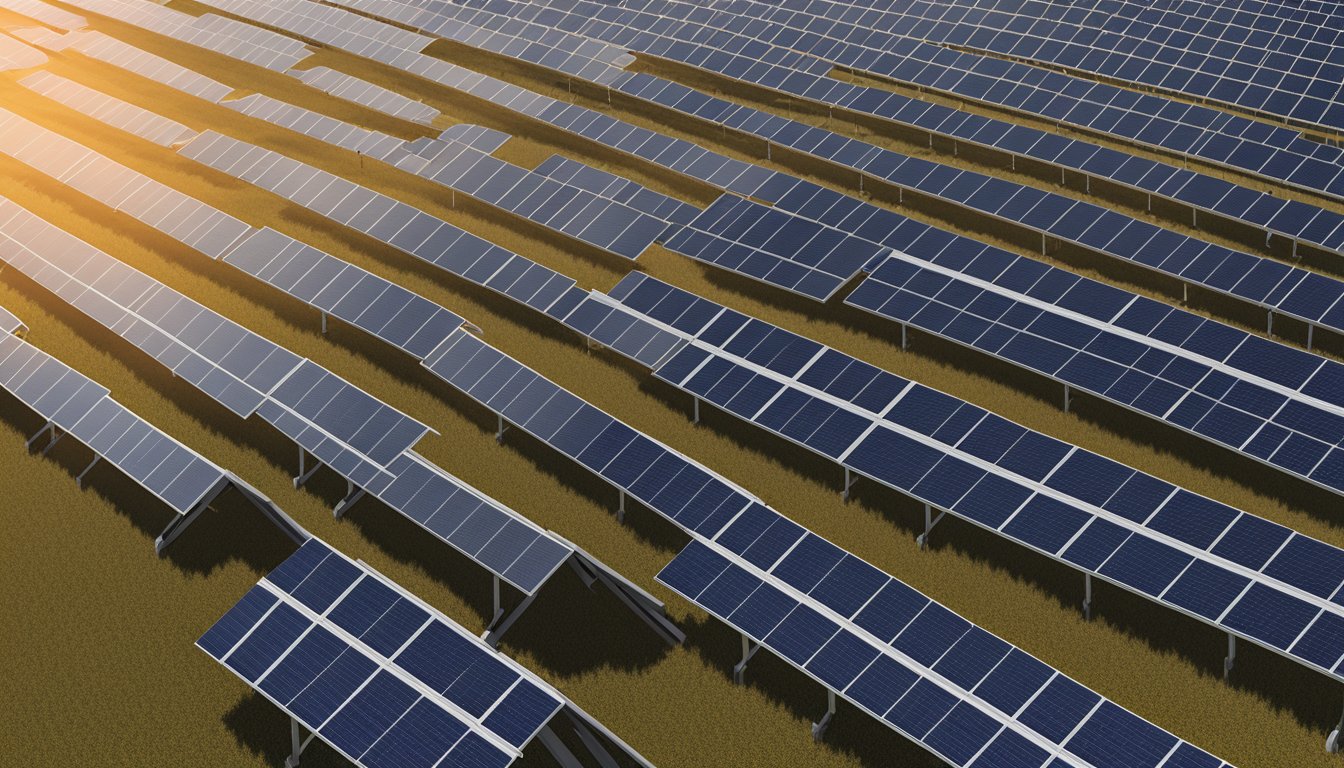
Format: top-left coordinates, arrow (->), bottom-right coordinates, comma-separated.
1019,676 -> 1101,743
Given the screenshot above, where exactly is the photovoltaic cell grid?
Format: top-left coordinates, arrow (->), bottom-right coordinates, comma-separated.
420,328 -> 1231,767
532,154 -> 702,230
847,244 -> 1344,496
198,538 -> 566,768
225,227 -> 469,361
177,131 -> 583,319
553,291 -> 689,369
438,123 -> 511,155
0,305 -> 23,335
194,0 -> 435,58
0,31 -> 45,70
0,108 -> 250,259
293,66 -> 439,124
665,194 -> 887,301
0,330 -> 232,515
0,0 -> 86,30
608,272 -> 1344,683
470,0 -> 1344,203
223,93 -> 405,161
391,135 -> 666,260
68,31 -> 234,103
18,71 -> 197,147
609,68 -> 1344,258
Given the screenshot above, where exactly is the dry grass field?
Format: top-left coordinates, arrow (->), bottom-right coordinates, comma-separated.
3,2 -> 1344,766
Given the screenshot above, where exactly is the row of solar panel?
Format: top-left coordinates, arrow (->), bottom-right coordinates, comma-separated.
196,0 -> 435,57
224,92 -> 405,161
0,32 -> 47,71
598,272 -> 1344,682
847,248 -> 1344,496
177,131 -> 586,320
65,30 -> 235,102
18,71 -> 196,146
293,66 -> 440,124
0,0 -> 85,31
611,75 -> 1344,337
419,327 -> 1232,767
0,195 -> 430,488
198,539 -> 565,768
468,0 -> 1344,202
390,134 -> 667,259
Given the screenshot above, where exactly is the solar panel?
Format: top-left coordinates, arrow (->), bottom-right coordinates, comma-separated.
177,131 -> 581,317
223,93 -> 404,161
438,123 -> 511,155
0,31 -> 47,70
553,291 -> 689,369
293,66 -> 439,124
418,328 -> 1231,767
195,0 -> 435,58
0,0 -> 86,30
665,194 -> 885,301
0,304 -> 24,336
848,247 -> 1344,497
532,154 -> 701,230
391,135 -> 667,260
225,227 -> 471,360
198,538 -> 566,768
68,31 -> 234,103
608,272 -> 1344,685
18,71 -> 197,147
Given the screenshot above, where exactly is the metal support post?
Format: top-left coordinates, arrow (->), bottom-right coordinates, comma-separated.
293,448 -> 320,488
693,396 -> 700,424
617,489 -> 626,523
496,414 -> 508,443
484,588 -> 541,646
1308,324 -> 1315,351
733,633 -> 760,684
333,480 -> 366,519
1327,690 -> 1344,753
492,574 -> 503,625
1224,634 -> 1236,679
284,717 -> 303,768
1041,232 -> 1048,255
916,504 -> 945,550
25,420 -> 53,450
811,690 -> 837,740
1083,573 -> 1092,620
76,455 -> 101,489
900,323 -> 908,350
1268,310 -> 1274,336
1182,282 -> 1188,304
320,311 -> 328,334
842,467 -> 857,502
1063,383 -> 1072,413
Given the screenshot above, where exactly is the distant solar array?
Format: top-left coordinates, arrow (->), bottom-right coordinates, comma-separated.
67,31 -> 234,102
392,134 -> 667,260
293,66 -> 439,124
0,308 -> 304,552
437,123 -> 510,154
223,92 -> 405,161
422,328 -> 1232,767
597,272 -> 1344,684
532,154 -> 701,232
195,0 -> 435,58
178,131 -> 584,319
18,71 -> 196,146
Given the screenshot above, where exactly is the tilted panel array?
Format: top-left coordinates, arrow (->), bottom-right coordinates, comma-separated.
293,66 -> 439,124
0,31 -> 46,70
224,227 -> 469,361
665,194 -> 886,301
177,131 -> 582,319
0,107 -> 252,258
438,123 -> 511,155
847,244 -> 1344,496
0,304 -> 23,335
531,154 -> 701,230
198,538 -> 566,768
68,31 -> 234,103
195,0 -> 435,58
392,135 -> 667,260
223,92 -> 404,161
420,328 -> 1231,767
607,272 -> 1344,684
0,0 -> 86,30
18,71 -> 197,147
0,325 -> 233,515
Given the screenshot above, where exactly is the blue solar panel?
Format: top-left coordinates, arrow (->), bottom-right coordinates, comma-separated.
199,539 -> 566,768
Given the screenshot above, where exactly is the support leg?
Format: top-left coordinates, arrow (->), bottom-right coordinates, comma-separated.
1041,232 -> 1047,255
492,574 -> 504,626
1224,634 -> 1236,679
155,499 -> 211,556
1063,383 -> 1072,413
900,323 -> 908,350
811,690 -> 837,741
24,421 -> 53,450
733,633 -> 760,684
1083,573 -> 1092,620
284,717 -> 303,768
321,312 -> 328,334
1327,690 -> 1344,753
76,455 -> 101,489
496,414 -> 508,443
1268,310 -> 1274,336
693,396 -> 700,425
617,489 -> 626,524
1182,282 -> 1188,304
332,480 -> 366,519
293,448 -> 320,488
483,587 -> 540,646
1308,324 -> 1315,351
842,467 -> 857,503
